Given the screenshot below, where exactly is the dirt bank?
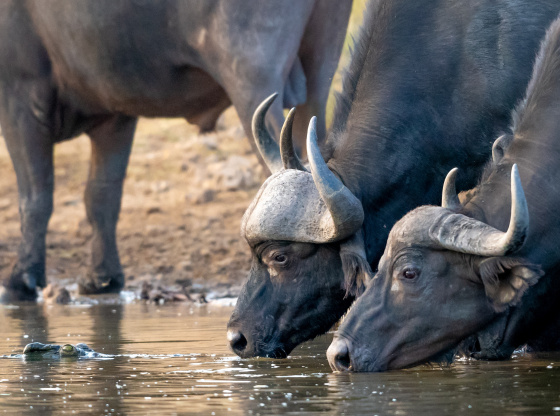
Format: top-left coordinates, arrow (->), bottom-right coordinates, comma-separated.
0,109 -> 262,302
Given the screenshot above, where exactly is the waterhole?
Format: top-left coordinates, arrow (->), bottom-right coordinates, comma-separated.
1,302 -> 559,415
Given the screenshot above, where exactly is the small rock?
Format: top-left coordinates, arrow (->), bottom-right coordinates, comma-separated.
140,282 -> 153,300
172,293 -> 189,302
198,189 -> 215,204
206,155 -> 259,191
55,288 -> 71,304
146,206 -> 162,215
186,292 -> 207,303
188,154 -> 201,163
140,281 -> 193,304
156,265 -> 174,275
194,293 -> 208,304
42,284 -> 71,304
151,181 -> 170,193
188,189 -> 215,205
201,135 -> 218,150
175,278 -> 192,288
179,261 -> 193,272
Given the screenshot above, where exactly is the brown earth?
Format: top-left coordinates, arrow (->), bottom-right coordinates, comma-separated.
0,1 -> 367,303
0,109 -> 263,301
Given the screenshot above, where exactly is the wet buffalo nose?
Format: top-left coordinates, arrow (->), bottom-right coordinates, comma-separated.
227,329 -> 248,355
327,337 -> 352,372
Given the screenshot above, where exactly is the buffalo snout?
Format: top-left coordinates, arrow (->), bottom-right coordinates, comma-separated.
226,324 -> 288,359
227,328 -> 249,357
327,336 -> 353,372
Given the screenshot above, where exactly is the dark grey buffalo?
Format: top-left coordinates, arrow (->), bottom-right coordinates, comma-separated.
227,0 -> 560,358
0,0 -> 352,300
328,16 -> 560,371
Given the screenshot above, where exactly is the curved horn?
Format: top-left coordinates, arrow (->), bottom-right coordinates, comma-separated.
442,168 -> 461,209
307,117 -> 364,240
501,164 -> 529,254
280,108 -> 308,171
432,164 -> 528,256
252,93 -> 283,173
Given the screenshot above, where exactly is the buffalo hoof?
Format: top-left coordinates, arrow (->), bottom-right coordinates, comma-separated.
1,284 -> 38,302
78,273 -> 124,295
1,268 -> 43,302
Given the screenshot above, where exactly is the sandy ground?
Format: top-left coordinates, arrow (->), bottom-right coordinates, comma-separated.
0,109 -> 263,301
0,1 -> 367,303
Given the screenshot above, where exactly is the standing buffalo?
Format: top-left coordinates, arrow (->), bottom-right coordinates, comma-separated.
0,0 -> 352,300
328,16 -> 560,372
227,0 -> 560,358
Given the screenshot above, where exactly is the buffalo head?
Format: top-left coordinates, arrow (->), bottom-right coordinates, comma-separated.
327,165 -> 543,372
227,94 -> 372,358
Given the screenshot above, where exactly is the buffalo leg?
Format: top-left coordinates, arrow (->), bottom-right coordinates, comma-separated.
78,116 -> 137,295
0,85 -> 54,301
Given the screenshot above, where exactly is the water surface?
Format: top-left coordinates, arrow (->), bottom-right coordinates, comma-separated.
1,302 -> 559,415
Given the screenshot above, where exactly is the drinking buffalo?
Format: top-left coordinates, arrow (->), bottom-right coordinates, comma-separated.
227,0 -> 560,358
328,17 -> 560,371
0,0 -> 352,300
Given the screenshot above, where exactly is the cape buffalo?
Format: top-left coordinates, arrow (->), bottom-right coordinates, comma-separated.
328,16 -> 560,371
0,0 -> 352,300
227,0 -> 560,358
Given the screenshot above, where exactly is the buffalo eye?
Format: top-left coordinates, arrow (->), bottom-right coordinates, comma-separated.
274,254 -> 288,264
402,268 -> 419,280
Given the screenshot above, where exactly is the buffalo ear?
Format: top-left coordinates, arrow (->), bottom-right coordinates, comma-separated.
478,257 -> 543,313
339,231 -> 374,298
341,251 -> 373,298
491,134 -> 513,164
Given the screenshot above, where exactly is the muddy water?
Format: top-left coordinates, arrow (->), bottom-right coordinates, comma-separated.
1,302 -> 559,415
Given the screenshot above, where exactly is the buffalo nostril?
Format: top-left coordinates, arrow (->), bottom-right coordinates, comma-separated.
327,337 -> 352,371
335,349 -> 351,371
227,329 -> 248,353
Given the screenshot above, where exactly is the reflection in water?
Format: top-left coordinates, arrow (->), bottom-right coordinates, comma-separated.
1,302 -> 560,415
5,303 -> 51,349
4,304 -> 54,416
